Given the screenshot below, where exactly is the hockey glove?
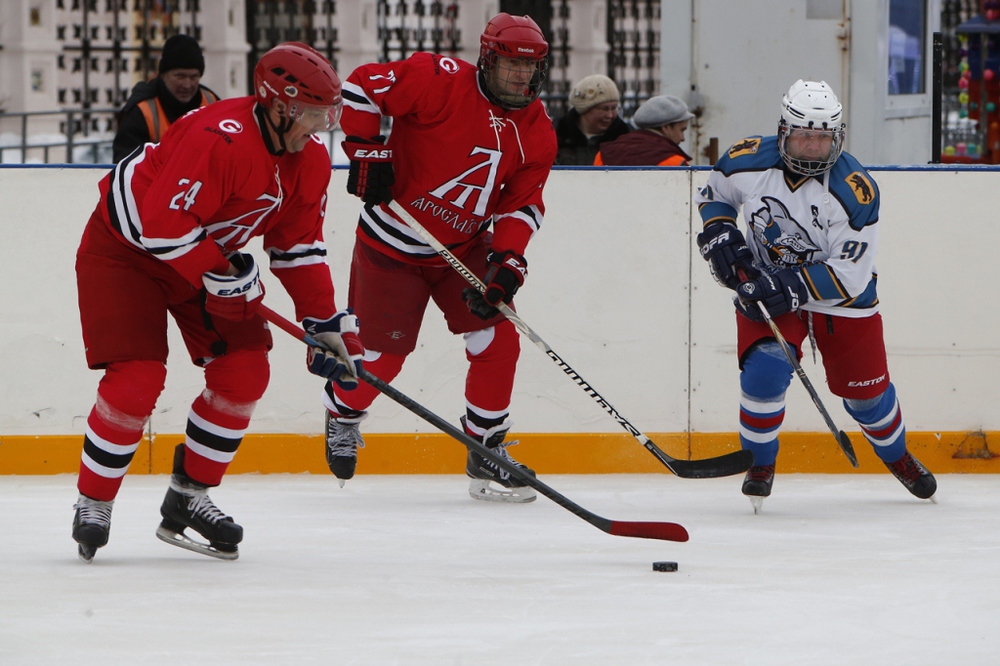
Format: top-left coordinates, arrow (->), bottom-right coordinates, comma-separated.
735,269 -> 809,322
696,222 -> 759,290
463,250 -> 527,321
202,253 -> 264,321
342,135 -> 394,205
303,310 -> 365,390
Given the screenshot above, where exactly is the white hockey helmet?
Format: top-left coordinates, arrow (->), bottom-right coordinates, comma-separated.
777,80 -> 845,176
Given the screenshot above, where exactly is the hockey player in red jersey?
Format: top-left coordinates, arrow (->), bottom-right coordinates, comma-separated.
326,13 -> 558,502
72,43 -> 364,562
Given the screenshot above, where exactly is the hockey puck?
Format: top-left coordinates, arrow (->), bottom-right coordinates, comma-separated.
652,561 -> 678,572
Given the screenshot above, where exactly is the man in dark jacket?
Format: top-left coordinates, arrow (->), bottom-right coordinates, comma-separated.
112,34 -> 219,162
553,74 -> 630,165
596,95 -> 695,166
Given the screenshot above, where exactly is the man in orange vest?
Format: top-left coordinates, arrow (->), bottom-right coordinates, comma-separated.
112,34 -> 219,162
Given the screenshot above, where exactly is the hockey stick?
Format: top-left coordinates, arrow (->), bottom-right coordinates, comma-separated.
258,304 -> 689,543
753,300 -> 859,468
387,200 -> 752,479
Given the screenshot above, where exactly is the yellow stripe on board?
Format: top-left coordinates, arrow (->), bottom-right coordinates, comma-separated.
2,431 -> 999,475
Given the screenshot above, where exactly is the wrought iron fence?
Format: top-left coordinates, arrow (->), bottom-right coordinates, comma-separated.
0,108 -> 117,164
21,0 -> 661,162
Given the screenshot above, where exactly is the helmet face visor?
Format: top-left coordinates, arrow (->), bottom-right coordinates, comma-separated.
483,55 -> 547,109
289,101 -> 343,133
778,124 -> 844,176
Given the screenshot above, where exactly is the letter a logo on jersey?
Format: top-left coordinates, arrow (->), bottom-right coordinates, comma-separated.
428,146 -> 502,217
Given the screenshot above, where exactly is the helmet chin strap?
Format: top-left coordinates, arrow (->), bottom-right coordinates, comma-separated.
254,103 -> 291,155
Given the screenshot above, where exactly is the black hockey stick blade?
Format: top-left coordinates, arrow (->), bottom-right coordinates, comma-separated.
652,447 -> 755,479
258,305 -> 690,543
837,430 -> 859,468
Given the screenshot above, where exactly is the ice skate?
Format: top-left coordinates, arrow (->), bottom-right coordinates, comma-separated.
325,411 -> 365,487
463,417 -> 537,503
885,451 -> 937,500
72,495 -> 114,563
155,444 -> 243,560
742,464 -> 775,514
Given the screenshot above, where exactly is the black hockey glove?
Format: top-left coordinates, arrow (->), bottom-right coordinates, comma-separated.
696,222 -> 759,290
735,269 -> 809,322
462,250 -> 527,321
342,135 -> 394,205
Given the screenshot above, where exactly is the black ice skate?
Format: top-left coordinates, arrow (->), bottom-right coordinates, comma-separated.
72,494 -> 114,563
155,444 -> 243,560
742,464 -> 775,515
885,451 -> 937,500
462,416 -> 537,503
325,411 -> 365,487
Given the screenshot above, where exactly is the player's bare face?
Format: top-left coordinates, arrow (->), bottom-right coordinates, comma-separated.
579,102 -> 620,134
786,128 -> 835,162
162,68 -> 202,104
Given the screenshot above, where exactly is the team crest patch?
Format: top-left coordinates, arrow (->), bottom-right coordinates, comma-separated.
728,137 -> 761,158
846,171 -> 874,204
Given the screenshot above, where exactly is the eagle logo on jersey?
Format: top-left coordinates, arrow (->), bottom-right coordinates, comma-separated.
728,137 -> 761,159
846,172 -> 874,205
748,196 -> 820,267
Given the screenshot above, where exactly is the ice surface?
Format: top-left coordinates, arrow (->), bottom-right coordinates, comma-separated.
2,473 -> 997,665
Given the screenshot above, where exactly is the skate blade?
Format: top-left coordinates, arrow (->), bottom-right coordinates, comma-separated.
337,478 -> 346,489
749,496 -> 764,515
468,479 -> 537,503
77,543 -> 97,563
155,525 -> 239,561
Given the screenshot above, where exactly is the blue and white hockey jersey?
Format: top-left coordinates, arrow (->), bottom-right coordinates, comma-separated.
695,135 -> 879,318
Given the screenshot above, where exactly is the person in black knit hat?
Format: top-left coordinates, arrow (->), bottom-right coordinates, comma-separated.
112,34 -> 220,162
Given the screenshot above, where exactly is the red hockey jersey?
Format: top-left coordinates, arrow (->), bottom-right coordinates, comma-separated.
97,96 -> 339,322
341,52 -> 557,265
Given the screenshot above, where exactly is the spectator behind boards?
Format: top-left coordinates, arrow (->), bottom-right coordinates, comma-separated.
554,74 -> 630,165
595,95 -> 695,166
112,34 -> 220,162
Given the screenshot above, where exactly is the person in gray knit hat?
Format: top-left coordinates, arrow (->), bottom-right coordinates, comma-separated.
554,74 -> 631,165
596,94 -> 695,166
113,34 -> 220,162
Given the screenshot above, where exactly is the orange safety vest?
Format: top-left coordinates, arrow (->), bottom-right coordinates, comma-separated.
593,151 -> 688,167
138,88 -> 219,143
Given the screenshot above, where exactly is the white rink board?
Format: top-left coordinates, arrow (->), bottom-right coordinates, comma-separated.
0,165 -> 996,437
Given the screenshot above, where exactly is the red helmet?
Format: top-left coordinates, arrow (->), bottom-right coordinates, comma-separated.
478,13 -> 549,109
253,42 -> 343,132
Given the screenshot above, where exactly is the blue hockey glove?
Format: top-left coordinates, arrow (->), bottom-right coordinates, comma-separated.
696,222 -> 759,290
735,269 -> 808,321
303,310 -> 365,390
